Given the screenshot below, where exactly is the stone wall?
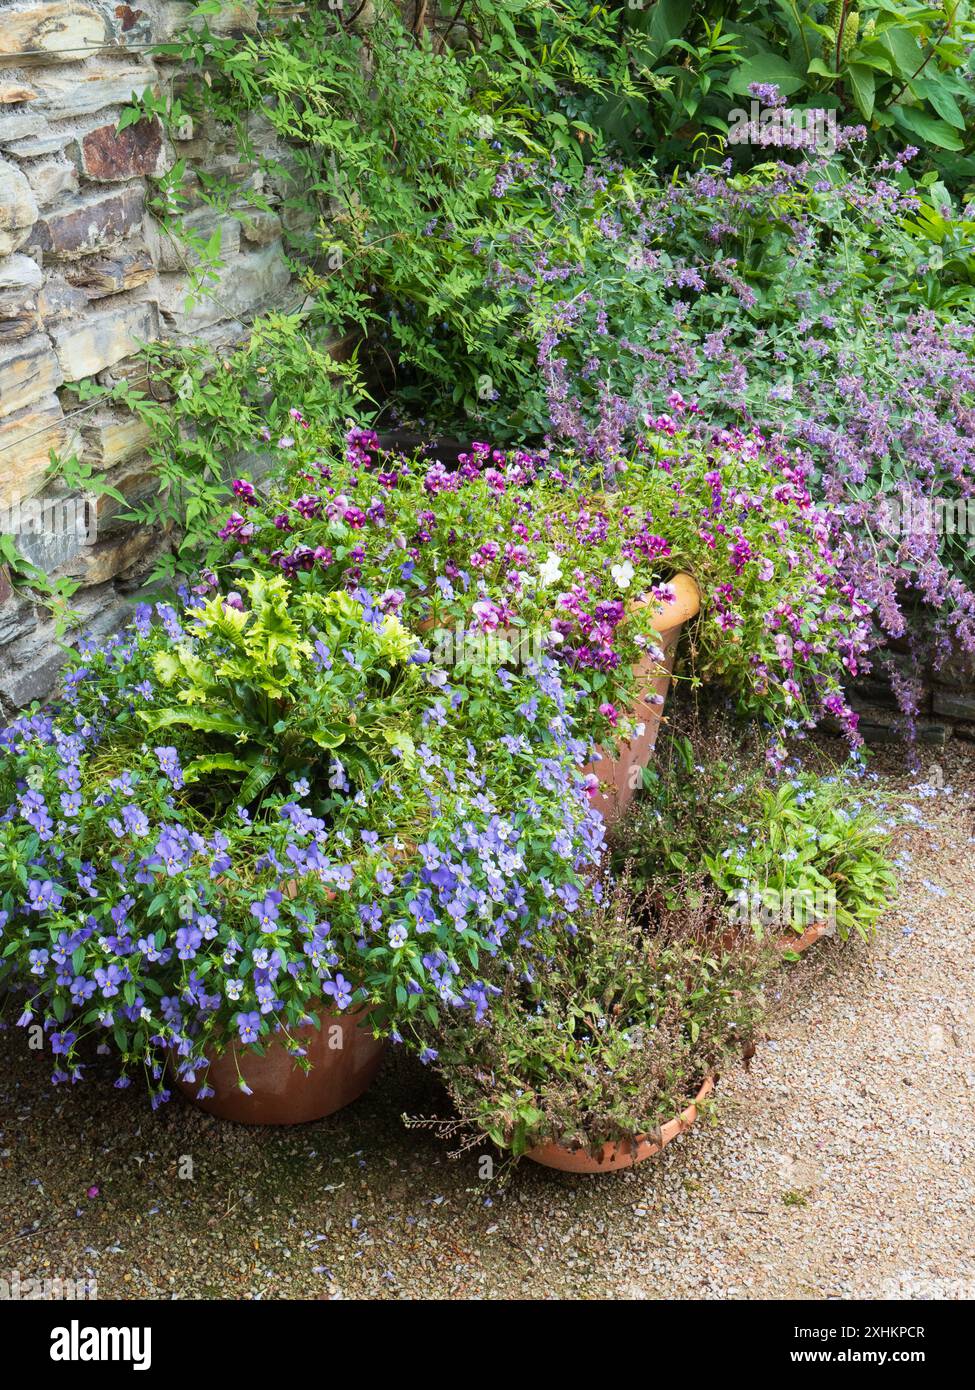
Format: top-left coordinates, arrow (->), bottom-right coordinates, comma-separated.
0,1 -> 299,713
850,647 -> 975,749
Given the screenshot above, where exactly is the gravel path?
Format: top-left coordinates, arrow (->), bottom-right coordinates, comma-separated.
2,739 -> 973,1300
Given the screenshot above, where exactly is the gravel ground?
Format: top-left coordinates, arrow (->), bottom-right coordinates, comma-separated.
2,738 -> 974,1301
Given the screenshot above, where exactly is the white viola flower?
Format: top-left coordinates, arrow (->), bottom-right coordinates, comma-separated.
538,550 -> 563,587
611,560 -> 635,590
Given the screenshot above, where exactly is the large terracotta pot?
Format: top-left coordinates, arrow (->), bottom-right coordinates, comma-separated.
584,573 -> 700,825
525,1075 -> 714,1174
173,1004 -> 384,1126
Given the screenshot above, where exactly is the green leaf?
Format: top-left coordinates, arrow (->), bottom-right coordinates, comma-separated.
649,0 -> 692,48
847,64 -> 876,121
182,754 -> 252,783
878,25 -> 922,79
893,104 -> 964,151
235,759 -> 276,808
729,54 -> 804,98
139,707 -> 247,738
308,727 -> 348,751
911,78 -> 965,131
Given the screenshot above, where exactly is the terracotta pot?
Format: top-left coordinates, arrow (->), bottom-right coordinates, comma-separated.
525,1075 -> 714,1174
721,920 -> 832,957
173,1004 -> 384,1126
776,920 -> 832,955
583,573 -> 700,825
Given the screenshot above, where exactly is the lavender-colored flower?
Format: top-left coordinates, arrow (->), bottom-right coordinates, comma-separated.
323,973 -> 353,1010
28,879 -> 62,913
235,1011 -> 261,1045
250,891 -> 284,931
154,747 -> 184,790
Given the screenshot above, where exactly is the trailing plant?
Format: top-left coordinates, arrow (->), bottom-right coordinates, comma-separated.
427,869 -> 777,1158
0,579 -> 603,1101
712,772 -> 897,941
212,413 -> 873,761
614,719 -> 896,940
0,534 -> 83,639
67,314 -> 366,585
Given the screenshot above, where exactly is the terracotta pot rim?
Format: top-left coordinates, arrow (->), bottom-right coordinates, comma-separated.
172,999 -> 377,1077
525,1073 -> 715,1174
776,919 -> 832,955
418,571 -> 701,638
629,571 -> 701,631
720,919 -> 832,958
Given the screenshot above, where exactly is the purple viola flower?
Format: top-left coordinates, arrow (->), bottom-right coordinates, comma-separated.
50,1031 -> 77,1056
19,790 -> 54,839
322,973 -> 353,1010
70,975 -> 96,1004
154,747 -> 184,790
236,1011 -> 261,1045
358,902 -> 382,933
122,804 -> 150,837
175,925 -> 202,960
28,879 -> 63,913
155,603 -> 183,640
250,890 -> 283,932
94,963 -> 124,998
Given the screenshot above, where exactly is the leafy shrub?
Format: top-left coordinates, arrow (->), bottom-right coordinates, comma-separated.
141,574 -> 417,810
495,2 -> 975,182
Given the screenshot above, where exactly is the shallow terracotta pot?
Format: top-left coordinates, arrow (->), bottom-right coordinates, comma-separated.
776,920 -> 832,955
525,1075 -> 714,1174
584,573 -> 700,825
173,1005 -> 384,1126
721,920 -> 832,958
